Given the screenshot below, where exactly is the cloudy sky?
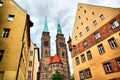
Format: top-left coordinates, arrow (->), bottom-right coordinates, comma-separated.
14,0 -> 120,75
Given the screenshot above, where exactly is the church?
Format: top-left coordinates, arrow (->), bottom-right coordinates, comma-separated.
38,18 -> 70,80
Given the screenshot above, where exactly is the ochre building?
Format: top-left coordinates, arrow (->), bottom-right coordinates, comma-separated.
67,3 -> 120,80
0,0 -> 40,80
38,18 -> 70,80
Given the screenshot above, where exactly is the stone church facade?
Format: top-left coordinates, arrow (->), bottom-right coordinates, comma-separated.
38,18 -> 70,80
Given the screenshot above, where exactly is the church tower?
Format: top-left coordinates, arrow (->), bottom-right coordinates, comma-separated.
40,17 -> 50,80
56,20 -> 70,80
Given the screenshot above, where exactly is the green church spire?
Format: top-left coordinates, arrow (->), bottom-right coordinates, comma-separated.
43,17 -> 49,32
57,19 -> 62,34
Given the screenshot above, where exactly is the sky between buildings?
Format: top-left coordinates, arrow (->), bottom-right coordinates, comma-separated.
14,0 -> 120,75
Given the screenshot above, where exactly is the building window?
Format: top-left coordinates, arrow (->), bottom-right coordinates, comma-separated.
81,54 -> 86,63
79,16 -> 81,19
95,32 -> 101,39
84,10 -> 86,13
75,36 -> 78,40
93,20 -> 97,26
60,43 -> 64,47
44,41 -> 48,47
75,57 -> 80,65
79,71 -> 85,80
110,20 -> 119,29
86,18 -> 88,21
85,69 -> 92,78
108,37 -> 117,49
97,44 -> 105,54
29,61 -> 32,67
86,51 -> 92,60
103,62 -> 113,73
0,2 -> 3,7
0,50 -> 4,61
81,22 -> 83,25
79,32 -> 82,37
100,14 -> 104,20
73,46 -> 78,54
45,50 -> 48,57
92,12 -> 94,15
62,51 -> 64,58
2,28 -> 10,38
83,41 -> 88,47
77,27 -> 78,29
8,14 -> 15,22
116,59 -> 120,67
30,51 -> 33,56
86,26 -> 89,32
28,71 -> 31,80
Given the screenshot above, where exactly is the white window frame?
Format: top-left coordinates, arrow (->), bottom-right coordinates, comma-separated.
86,51 -> 92,60
86,26 -> 89,32
75,36 -> 78,40
117,59 -> 120,67
85,69 -> 92,78
104,62 -> 113,73
2,29 -> 10,38
75,57 -> 80,65
100,14 -> 104,20
80,71 -> 84,79
98,44 -> 105,54
28,71 -> 31,80
95,32 -> 101,39
81,54 -> 86,63
108,38 -> 117,49
8,14 -> 15,22
111,20 -> 119,29
93,20 -> 97,26
0,2 -> 3,7
79,32 -> 82,37
83,41 -> 88,47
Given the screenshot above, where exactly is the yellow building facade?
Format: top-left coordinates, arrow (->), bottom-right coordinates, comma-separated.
0,0 -> 36,80
26,41 -> 40,80
68,4 -> 120,80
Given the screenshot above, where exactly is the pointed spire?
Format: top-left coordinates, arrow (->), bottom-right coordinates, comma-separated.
57,18 -> 62,34
43,16 -> 49,32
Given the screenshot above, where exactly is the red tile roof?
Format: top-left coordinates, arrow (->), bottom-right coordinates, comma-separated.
50,54 -> 62,64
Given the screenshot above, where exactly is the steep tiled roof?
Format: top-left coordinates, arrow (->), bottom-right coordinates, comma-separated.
50,54 -> 62,64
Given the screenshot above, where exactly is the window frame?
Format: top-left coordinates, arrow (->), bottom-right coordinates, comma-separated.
30,51 -> 33,56
93,20 -> 97,26
0,2 -> 3,7
81,54 -> 86,63
95,32 -> 101,39
2,28 -> 10,38
116,58 -> 120,67
83,41 -> 88,48
75,57 -> 80,65
86,50 -> 92,60
29,61 -> 32,67
86,26 -> 89,32
108,37 -> 117,49
8,14 -> 15,22
103,62 -> 113,73
79,71 -> 85,80
97,44 -> 105,54
28,71 -> 31,80
0,50 -> 4,61
100,14 -> 104,20
79,32 -> 82,37
85,69 -> 92,78
110,20 -> 119,29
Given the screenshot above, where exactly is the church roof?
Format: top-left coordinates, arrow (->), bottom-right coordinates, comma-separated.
43,17 -> 49,32
50,54 -> 62,64
57,19 -> 62,34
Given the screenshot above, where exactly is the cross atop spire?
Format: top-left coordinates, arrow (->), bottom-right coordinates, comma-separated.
57,19 -> 62,34
43,16 -> 49,32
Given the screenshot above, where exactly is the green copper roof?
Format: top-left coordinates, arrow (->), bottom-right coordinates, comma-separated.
57,19 -> 62,34
43,17 -> 49,32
